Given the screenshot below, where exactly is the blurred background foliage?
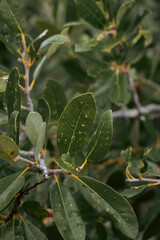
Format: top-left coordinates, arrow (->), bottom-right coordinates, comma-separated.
0,0 -> 160,239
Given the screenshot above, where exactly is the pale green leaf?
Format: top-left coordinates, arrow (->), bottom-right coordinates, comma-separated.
35,122 -> 47,161
57,93 -> 96,156
26,112 -> 43,146
109,72 -> 131,106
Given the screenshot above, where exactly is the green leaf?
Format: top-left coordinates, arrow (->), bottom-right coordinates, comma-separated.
1,218 -> 24,240
0,116 -> 8,125
0,172 -> 25,212
22,201 -> 49,220
104,0 -> 122,19
109,72 -> 131,106
116,0 -> 134,26
35,122 -> 47,161
87,110 -> 113,161
8,111 -> 19,144
75,38 -> 98,53
50,180 -> 86,240
57,93 -> 96,156
0,0 -> 26,32
23,219 -> 48,240
26,112 -> 43,146
40,34 -> 70,51
43,79 -> 67,121
76,176 -> 138,239
0,79 -> 7,93
33,55 -> 47,80
6,67 -> 21,144
75,0 -> 107,29
37,97 -> 51,124
54,154 -> 79,175
0,135 -> 19,161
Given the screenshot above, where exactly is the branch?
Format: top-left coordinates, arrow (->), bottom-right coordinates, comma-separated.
127,73 -> 142,114
21,35 -> 34,112
127,177 -> 160,184
112,104 -> 160,119
19,150 -> 34,158
15,156 -> 67,175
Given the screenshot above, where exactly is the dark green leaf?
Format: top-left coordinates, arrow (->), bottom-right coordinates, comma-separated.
0,135 -> 19,161
8,111 -> 19,143
23,219 -> 48,240
0,0 -> 26,32
87,110 -> 113,161
57,93 -> 96,156
76,176 -> 138,239
50,180 -> 86,240
22,201 -> 49,220
43,79 -> 67,121
6,67 -> 21,144
0,172 -> 25,212
75,0 -> 107,29
1,218 -> 24,240
37,97 -> 51,124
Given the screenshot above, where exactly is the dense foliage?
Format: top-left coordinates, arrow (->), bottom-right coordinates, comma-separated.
0,0 -> 160,239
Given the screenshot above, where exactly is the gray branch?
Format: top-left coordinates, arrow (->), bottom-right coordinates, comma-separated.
113,104 -> 160,119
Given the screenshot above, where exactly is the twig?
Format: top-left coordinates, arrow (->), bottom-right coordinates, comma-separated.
127,177 -> 160,183
112,104 -> 160,119
127,73 -> 142,114
19,150 -> 34,158
4,178 -> 47,224
15,156 -> 67,175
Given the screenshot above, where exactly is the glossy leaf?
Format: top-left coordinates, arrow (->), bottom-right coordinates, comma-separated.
50,180 -> 86,240
57,93 -> 96,156
22,201 -> 49,220
0,135 -> 19,161
1,218 -> 24,240
6,67 -> 21,144
75,0 -> 107,29
8,111 -> 19,143
0,0 -> 26,32
35,122 -> 47,161
87,110 -> 113,161
23,219 -> 48,240
109,72 -> 131,106
26,112 -> 43,146
76,176 -> 138,239
0,172 -> 25,212
37,97 -> 51,124
43,79 -> 67,121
